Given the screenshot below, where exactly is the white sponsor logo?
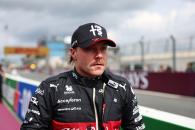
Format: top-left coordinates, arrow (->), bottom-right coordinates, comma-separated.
132,96 -> 137,105
30,97 -> 38,105
72,72 -> 78,79
28,109 -> 40,115
108,80 -> 126,91
89,25 -> 103,36
50,83 -> 59,91
133,105 -> 139,115
119,83 -> 126,91
35,88 -> 44,96
64,85 -> 75,94
23,120 -> 28,124
108,80 -> 118,89
29,117 -> 33,122
72,40 -> 78,47
57,107 -> 81,111
98,89 -> 104,94
64,91 -> 75,94
130,86 -> 135,94
66,85 -> 73,91
136,123 -> 145,130
57,97 -> 81,104
113,98 -> 118,103
134,114 -> 142,122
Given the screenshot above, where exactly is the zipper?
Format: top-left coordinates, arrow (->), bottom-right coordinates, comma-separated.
93,83 -> 106,130
102,83 -> 106,97
102,83 -> 106,121
93,88 -> 98,130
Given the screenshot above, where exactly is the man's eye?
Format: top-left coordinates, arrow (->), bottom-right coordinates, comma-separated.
102,46 -> 107,50
83,47 -> 94,51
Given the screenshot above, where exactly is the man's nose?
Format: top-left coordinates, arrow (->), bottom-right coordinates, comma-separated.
95,49 -> 103,58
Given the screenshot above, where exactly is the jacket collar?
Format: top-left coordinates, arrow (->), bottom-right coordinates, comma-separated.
71,68 -> 103,88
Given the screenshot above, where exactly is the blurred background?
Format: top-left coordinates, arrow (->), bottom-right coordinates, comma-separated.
0,0 -> 195,73
0,0 -> 195,130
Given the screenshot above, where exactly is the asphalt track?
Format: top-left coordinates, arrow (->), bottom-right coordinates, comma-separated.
135,89 -> 195,118
16,70 -> 195,119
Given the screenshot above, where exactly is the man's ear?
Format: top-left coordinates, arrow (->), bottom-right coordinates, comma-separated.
69,48 -> 77,60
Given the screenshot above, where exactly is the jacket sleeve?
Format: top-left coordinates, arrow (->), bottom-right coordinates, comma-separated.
121,81 -> 145,130
20,81 -> 53,130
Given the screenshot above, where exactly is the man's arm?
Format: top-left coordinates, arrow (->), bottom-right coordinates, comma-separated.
20,81 -> 53,130
121,82 -> 145,130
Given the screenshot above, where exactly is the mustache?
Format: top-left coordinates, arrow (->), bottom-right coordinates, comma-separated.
91,61 -> 104,66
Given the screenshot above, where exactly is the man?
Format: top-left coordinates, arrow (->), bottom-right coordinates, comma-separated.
21,23 -> 145,130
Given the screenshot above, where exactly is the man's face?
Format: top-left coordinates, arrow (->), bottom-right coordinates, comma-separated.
70,42 -> 108,77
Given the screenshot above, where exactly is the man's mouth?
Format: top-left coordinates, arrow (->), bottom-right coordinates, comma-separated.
92,63 -> 104,66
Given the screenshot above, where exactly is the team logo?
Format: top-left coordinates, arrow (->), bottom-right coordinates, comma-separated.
66,85 -> 73,91
89,25 -> 103,37
64,85 -> 75,94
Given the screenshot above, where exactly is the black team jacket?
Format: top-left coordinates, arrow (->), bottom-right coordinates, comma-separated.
20,70 -> 145,130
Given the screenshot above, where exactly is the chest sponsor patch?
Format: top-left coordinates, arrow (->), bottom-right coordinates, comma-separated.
57,107 -> 82,112
57,97 -> 81,104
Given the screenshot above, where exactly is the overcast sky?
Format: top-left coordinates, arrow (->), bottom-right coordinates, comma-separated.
0,0 -> 195,58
